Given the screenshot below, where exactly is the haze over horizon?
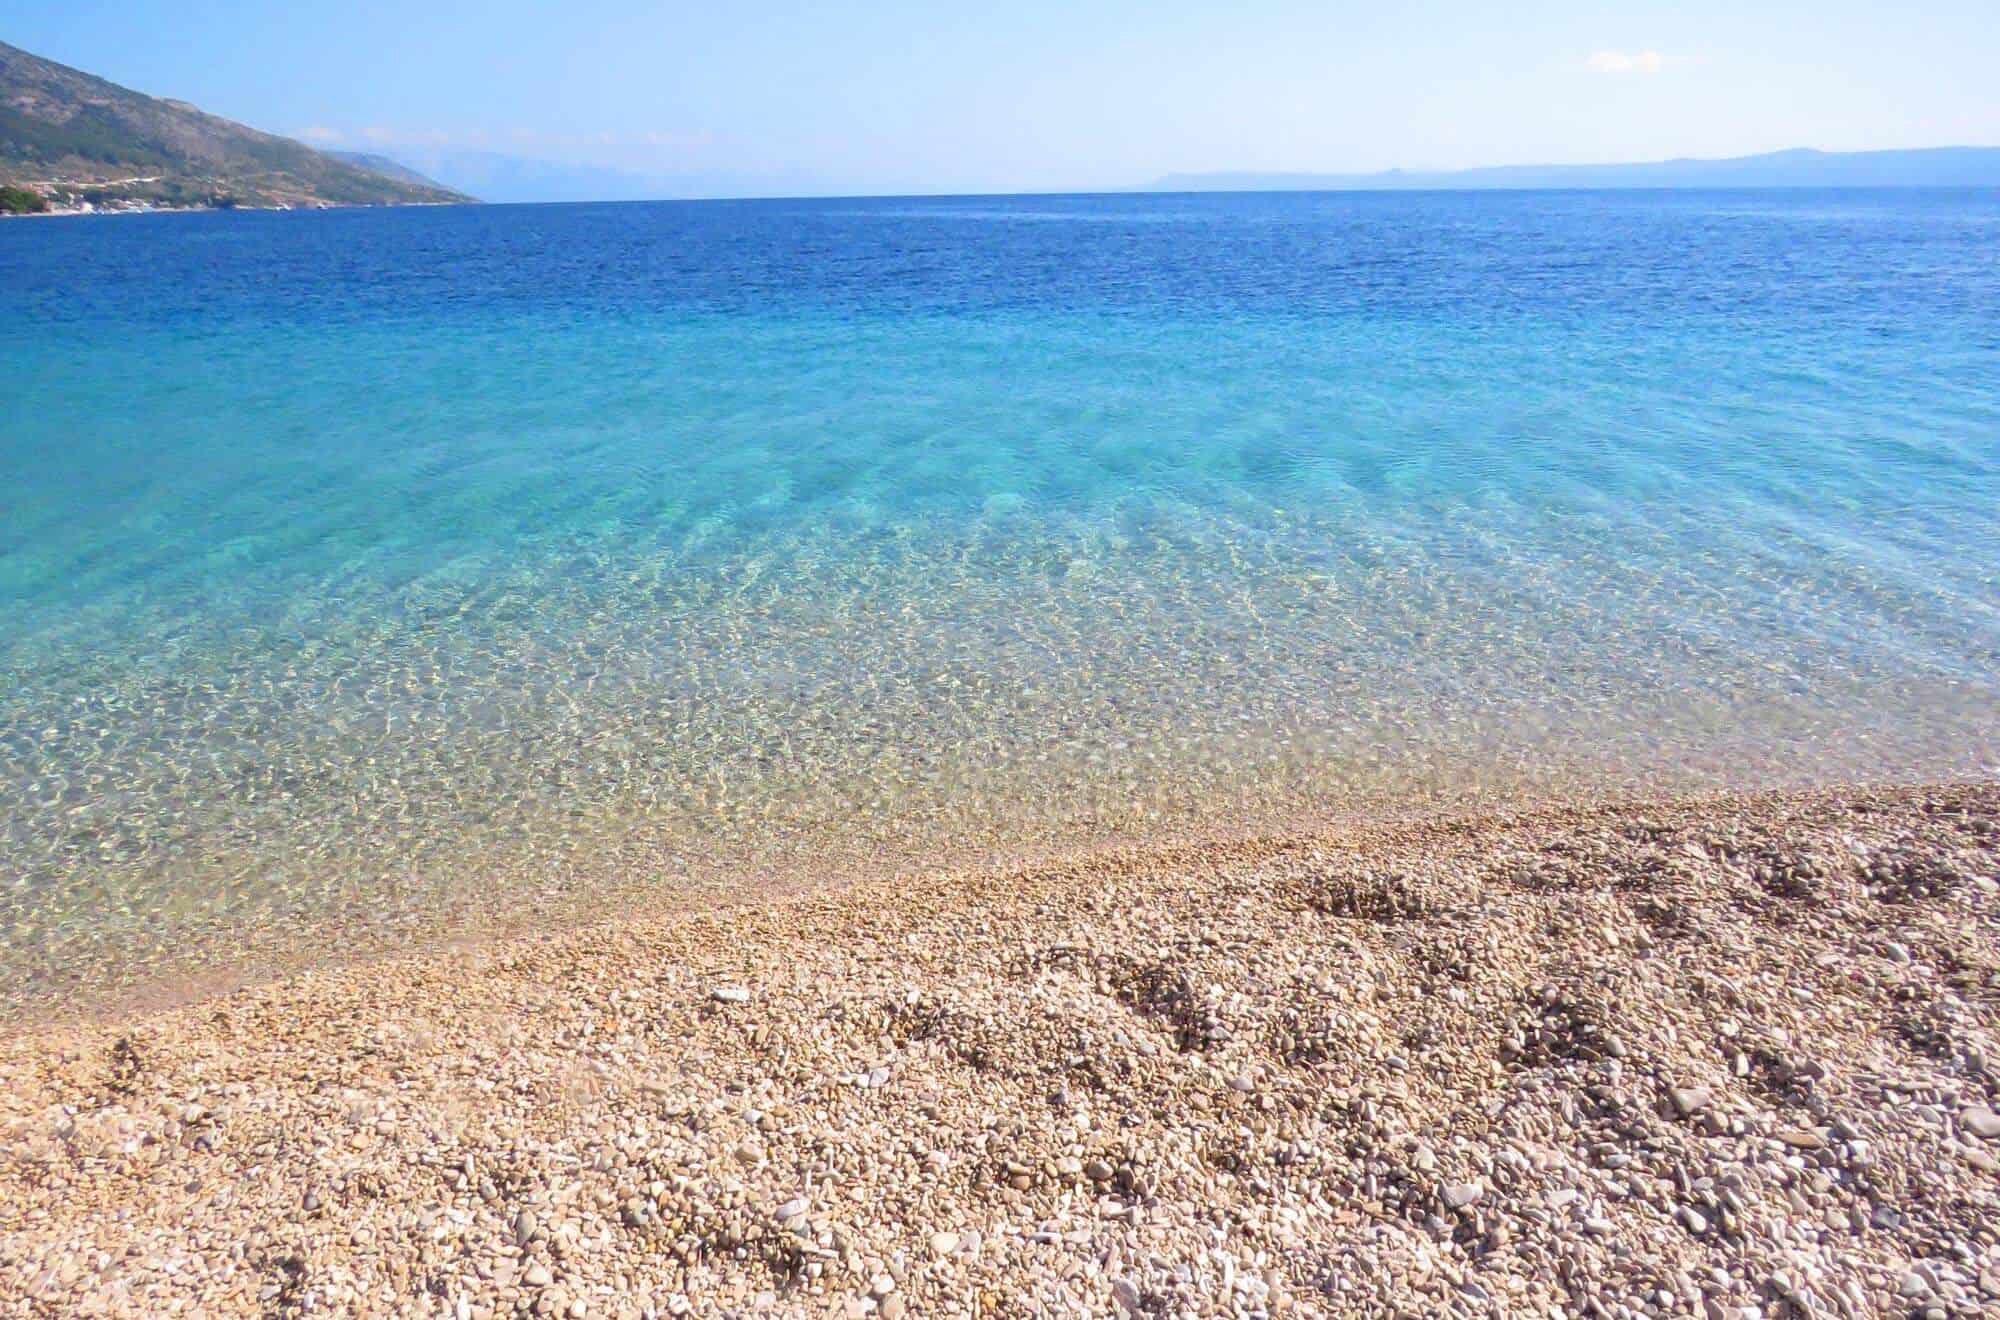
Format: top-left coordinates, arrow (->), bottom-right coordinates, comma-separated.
8,0 -> 2000,198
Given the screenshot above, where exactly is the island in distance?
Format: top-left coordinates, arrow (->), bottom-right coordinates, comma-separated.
1149,144 -> 2000,193
0,38 -> 470,214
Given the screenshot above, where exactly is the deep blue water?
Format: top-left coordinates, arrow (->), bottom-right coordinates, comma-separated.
4,189 -> 1998,1007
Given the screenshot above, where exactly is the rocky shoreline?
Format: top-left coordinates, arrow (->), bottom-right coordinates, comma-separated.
3,781 -> 1997,1316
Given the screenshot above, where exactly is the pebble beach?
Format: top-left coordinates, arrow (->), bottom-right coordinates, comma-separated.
4,779 -> 1997,1317
10,73 -> 2000,1320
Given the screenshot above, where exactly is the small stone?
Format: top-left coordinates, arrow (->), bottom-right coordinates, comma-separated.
711,986 -> 750,1004
1441,1182 -> 1483,1210
1677,1206 -> 1709,1235
1111,1279 -> 1142,1314
513,1210 -> 538,1244
928,1232 -> 960,1258
523,1264 -> 552,1289
1961,1107 -> 2000,1139
775,1196 -> 810,1223
1776,1128 -> 1826,1150
1670,1087 -> 1712,1117
878,1298 -> 906,1320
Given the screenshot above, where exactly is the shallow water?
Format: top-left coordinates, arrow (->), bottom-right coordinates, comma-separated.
4,189 -> 1998,1013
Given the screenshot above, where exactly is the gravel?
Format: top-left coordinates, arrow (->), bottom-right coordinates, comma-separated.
2,780 -> 1997,1316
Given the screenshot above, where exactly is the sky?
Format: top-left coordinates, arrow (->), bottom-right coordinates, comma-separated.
10,0 -> 2000,197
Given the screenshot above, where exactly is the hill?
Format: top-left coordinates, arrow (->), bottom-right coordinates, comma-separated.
1150,146 -> 2000,193
0,39 -> 472,212
341,146 -> 825,203
324,149 -> 457,193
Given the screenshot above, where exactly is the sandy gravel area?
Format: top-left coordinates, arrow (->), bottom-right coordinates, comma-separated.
3,781 -> 1998,1317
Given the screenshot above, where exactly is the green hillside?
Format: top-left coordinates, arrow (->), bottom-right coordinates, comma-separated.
0,38 -> 472,211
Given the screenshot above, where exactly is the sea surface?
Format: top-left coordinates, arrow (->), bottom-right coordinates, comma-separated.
4,189 -> 1998,1014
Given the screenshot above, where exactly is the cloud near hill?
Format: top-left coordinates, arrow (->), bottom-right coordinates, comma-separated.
1585,50 -> 1666,75
291,125 -> 718,154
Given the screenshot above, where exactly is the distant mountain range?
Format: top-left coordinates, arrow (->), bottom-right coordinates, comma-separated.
1149,146 -> 2000,193
324,150 -> 457,193
0,39 -> 471,213
7,34 -> 1997,216
349,147 -> 825,205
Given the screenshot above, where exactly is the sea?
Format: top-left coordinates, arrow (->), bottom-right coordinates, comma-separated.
4,188 -> 1998,1013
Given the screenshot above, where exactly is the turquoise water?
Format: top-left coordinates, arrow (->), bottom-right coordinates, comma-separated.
4,189 -> 1999,1010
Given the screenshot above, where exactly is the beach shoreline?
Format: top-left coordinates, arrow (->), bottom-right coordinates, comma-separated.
4,778 -> 1997,1315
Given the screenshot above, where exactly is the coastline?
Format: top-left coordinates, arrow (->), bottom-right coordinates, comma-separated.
0,199 -> 472,219
4,779 -> 1996,1315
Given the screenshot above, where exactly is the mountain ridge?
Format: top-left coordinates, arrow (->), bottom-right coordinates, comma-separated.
324,149 -> 459,194
1149,145 -> 2000,193
344,147 -> 828,204
0,39 -> 472,212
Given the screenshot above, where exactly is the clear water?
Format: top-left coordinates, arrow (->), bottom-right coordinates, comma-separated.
4,189 -> 1998,1013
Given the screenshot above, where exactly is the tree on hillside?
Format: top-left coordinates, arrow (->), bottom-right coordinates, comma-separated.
0,182 -> 52,213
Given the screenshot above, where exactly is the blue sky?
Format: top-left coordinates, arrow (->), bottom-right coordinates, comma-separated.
11,0 -> 2000,195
